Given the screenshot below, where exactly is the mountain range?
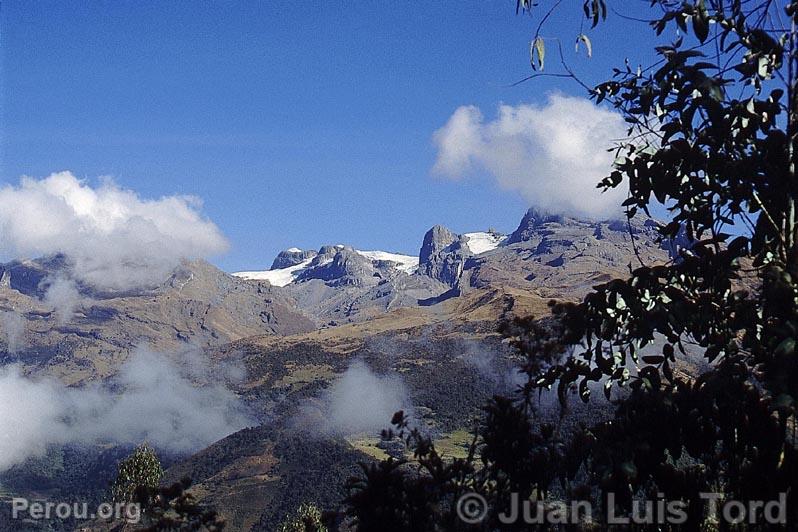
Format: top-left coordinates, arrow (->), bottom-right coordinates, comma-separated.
0,208 -> 676,530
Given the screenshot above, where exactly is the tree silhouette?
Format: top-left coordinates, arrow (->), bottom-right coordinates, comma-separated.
111,443 -> 163,504
344,1 -> 798,529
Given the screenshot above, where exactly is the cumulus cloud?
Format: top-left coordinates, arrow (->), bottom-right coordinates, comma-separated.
432,94 -> 628,220
0,172 -> 229,290
0,347 -> 252,471
300,361 -> 412,437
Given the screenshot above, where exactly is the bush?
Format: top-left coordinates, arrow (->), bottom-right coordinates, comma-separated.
277,503 -> 328,532
111,443 -> 164,503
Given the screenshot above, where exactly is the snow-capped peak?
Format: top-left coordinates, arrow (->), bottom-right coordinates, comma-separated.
232,247 -> 419,285
232,257 -> 315,287
462,232 -> 506,255
355,250 -> 418,274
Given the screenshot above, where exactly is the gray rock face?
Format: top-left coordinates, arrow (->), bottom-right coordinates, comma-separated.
0,255 -> 74,299
278,245 -> 447,324
462,214 -> 668,300
426,246 -> 469,287
419,225 -> 458,265
506,208 -> 565,244
270,249 -> 317,270
0,258 -> 316,383
282,270 -> 447,325
237,243 -> 448,325
297,247 -> 376,287
418,225 -> 472,287
317,245 -> 340,256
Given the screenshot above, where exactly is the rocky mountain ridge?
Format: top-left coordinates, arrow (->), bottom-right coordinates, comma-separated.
0,207 -> 682,531
0,207 -> 675,383
233,207 -> 672,317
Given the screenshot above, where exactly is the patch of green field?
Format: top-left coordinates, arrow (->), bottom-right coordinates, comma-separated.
344,434 -> 391,461
346,429 -> 474,463
274,363 -> 335,390
434,429 -> 474,460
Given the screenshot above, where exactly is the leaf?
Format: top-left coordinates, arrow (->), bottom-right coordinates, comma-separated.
663,343 -> 675,360
693,0 -> 709,43
585,0 -> 606,28
775,338 -> 795,358
575,34 -> 593,58
603,379 -> 613,399
579,378 -> 591,402
620,461 -> 638,480
757,55 -> 770,77
663,359 -> 674,381
531,36 -> 546,70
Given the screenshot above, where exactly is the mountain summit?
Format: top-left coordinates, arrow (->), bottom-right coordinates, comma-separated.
0,206 -> 674,529
227,208 -> 672,325
0,207 -> 673,384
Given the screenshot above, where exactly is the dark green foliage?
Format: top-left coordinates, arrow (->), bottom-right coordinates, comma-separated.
345,405 -> 582,531
0,445 -> 182,531
277,503 -> 328,532
343,1 -> 798,529
535,0 -> 798,522
344,410 -> 475,532
1,445 -> 132,502
135,477 -> 225,531
111,443 -> 164,504
256,435 -> 365,531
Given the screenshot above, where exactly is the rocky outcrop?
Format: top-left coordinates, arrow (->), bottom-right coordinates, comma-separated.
0,257 -> 317,384
297,247 -> 376,287
462,213 -> 670,299
0,255 -> 76,299
418,225 -> 471,287
270,249 -> 318,270
506,208 -> 565,244
419,225 -> 458,265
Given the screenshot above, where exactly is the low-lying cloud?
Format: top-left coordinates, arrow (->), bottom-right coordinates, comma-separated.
41,276 -> 83,325
0,311 -> 25,354
0,172 -> 228,291
0,347 -> 252,471
300,361 -> 412,437
432,94 -> 628,220
457,340 -> 525,393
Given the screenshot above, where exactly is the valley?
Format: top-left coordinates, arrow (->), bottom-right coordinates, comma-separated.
0,208 -> 673,530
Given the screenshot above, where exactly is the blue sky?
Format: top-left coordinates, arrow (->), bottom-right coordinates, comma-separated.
1,1 -> 658,271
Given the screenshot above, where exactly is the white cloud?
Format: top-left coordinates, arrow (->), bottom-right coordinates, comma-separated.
432,94 -> 628,220
42,276 -> 82,325
0,366 -> 63,469
0,347 -> 252,471
298,360 -> 412,437
0,311 -> 25,354
0,172 -> 229,290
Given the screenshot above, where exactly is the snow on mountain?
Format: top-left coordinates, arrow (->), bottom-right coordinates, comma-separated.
232,257 -> 315,286
232,248 -> 418,285
232,230 -> 501,287
354,250 -> 418,273
462,232 -> 506,255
